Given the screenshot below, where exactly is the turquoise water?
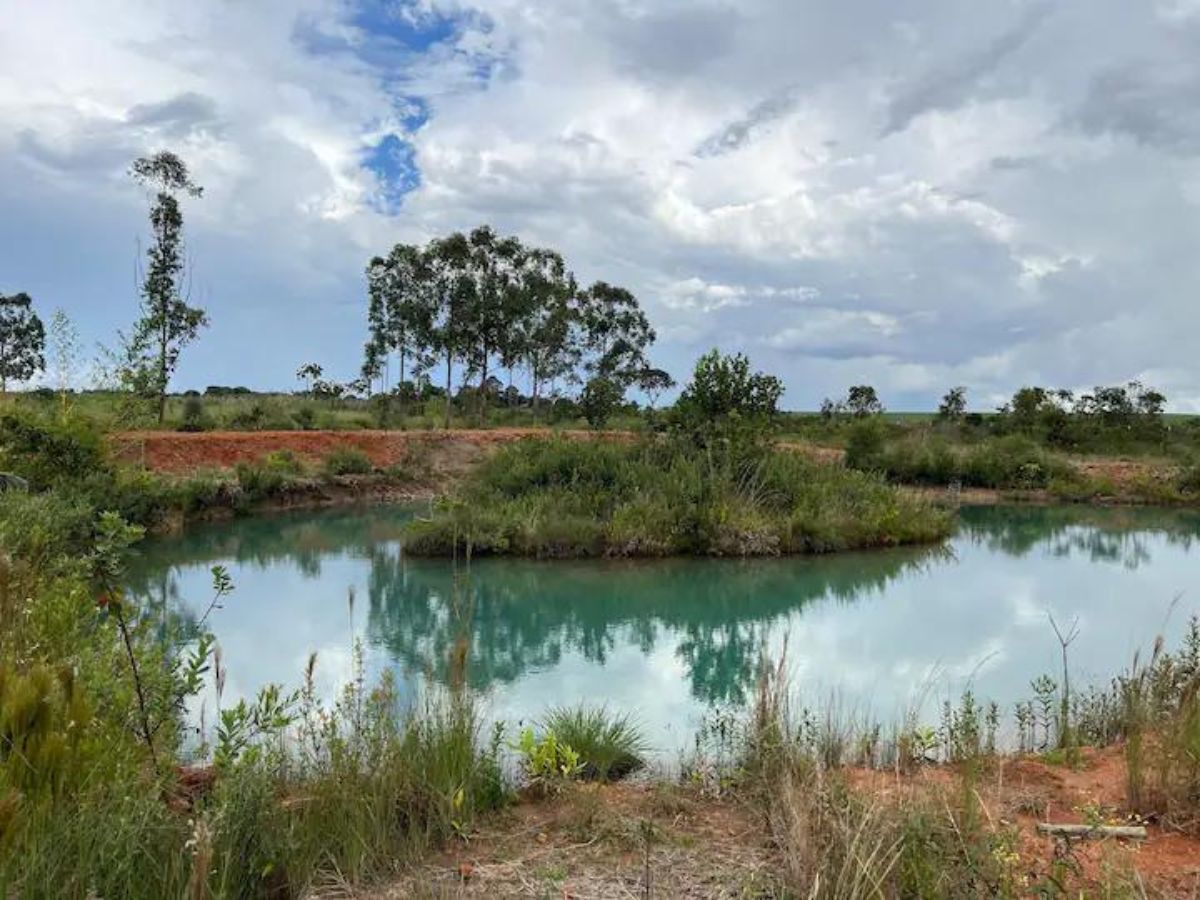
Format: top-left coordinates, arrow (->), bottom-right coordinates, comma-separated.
128,504 -> 1200,754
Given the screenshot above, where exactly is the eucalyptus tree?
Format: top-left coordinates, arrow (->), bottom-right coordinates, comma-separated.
361,227 -> 661,426
129,151 -> 207,423
0,292 -> 46,396
363,243 -> 432,415
516,247 -> 579,416
637,367 -> 676,410
424,232 -> 475,428
463,226 -> 522,423
578,281 -> 655,387
49,308 -> 79,420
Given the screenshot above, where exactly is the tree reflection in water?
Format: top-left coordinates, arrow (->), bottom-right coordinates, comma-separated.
127,503 -> 1200,712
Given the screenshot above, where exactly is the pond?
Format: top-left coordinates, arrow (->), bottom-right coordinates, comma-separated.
128,504 -> 1200,757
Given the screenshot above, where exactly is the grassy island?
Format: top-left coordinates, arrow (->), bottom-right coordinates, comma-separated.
405,352 -> 951,558
404,436 -> 951,558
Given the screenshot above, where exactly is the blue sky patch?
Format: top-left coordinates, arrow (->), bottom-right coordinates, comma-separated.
363,133 -> 421,214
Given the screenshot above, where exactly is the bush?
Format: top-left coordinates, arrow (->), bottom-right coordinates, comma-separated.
235,461 -> 288,500
293,404 -> 317,431
540,705 -> 647,781
322,448 -> 374,477
0,415 -> 106,489
579,377 -> 624,430
178,395 -> 208,432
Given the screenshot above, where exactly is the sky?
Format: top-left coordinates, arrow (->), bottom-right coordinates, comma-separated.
2,0 -> 1199,410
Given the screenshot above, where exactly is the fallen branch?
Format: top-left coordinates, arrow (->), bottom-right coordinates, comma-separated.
1037,823 -> 1147,840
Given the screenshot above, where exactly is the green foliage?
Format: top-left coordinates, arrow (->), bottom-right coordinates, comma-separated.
404,436 -> 951,558
0,292 -> 46,392
845,384 -> 884,417
178,394 -> 207,432
672,349 -> 783,453
126,152 -> 208,424
847,429 -> 1078,491
937,386 -> 967,421
360,228 -> 657,423
322,447 -> 374,477
0,414 -> 105,490
578,376 -> 624,429
540,705 -> 647,781
214,683 -> 299,769
235,460 -> 288,500
513,726 -> 584,793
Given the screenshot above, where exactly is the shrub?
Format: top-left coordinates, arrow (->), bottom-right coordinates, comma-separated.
0,414 -> 105,489
322,448 -> 373,477
178,395 -> 207,432
263,449 -> 304,476
843,418 -> 888,470
235,461 -> 288,500
293,404 -> 317,431
540,705 -> 647,781
513,726 -> 583,794
579,377 -> 624,429
1177,462 -> 1200,496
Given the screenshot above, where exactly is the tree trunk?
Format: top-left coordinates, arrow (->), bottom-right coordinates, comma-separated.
398,346 -> 406,422
478,353 -> 489,426
158,320 -> 168,424
531,366 -> 541,421
444,351 -> 453,429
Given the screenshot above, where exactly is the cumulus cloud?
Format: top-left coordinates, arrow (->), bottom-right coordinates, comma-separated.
0,0 -> 1197,409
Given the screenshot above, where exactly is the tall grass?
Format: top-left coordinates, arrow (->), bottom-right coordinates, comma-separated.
740,657 -> 1021,899
845,423 -> 1077,491
404,436 -> 952,558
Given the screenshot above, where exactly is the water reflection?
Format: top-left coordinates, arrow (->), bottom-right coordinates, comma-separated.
128,504 -> 1200,752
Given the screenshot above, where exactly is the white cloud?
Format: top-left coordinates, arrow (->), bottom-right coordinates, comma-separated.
0,0 -> 1197,409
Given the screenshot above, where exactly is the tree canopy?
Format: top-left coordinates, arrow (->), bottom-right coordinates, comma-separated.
360,227 -> 657,423
0,292 -> 46,394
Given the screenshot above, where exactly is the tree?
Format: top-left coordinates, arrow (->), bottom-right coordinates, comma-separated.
673,349 -> 783,451
516,248 -> 579,417
362,244 -> 432,418
0,293 -> 45,396
296,362 -> 323,395
578,281 -> 655,387
819,397 -> 844,420
424,232 -> 475,428
845,385 -> 884,417
579,376 -> 624,429
48,308 -> 79,421
637,367 -> 675,410
129,151 -> 207,423
938,386 -> 967,421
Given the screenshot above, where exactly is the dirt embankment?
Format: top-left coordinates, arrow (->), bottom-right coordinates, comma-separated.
109,428 -> 639,482
110,430 -> 1185,511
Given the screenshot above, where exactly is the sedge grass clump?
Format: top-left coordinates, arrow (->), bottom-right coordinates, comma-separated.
321,447 -> 374,477
540,705 -> 648,781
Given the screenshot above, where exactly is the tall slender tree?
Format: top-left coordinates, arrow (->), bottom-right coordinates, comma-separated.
578,281 -> 655,387
517,248 -> 579,416
0,292 -> 46,397
425,233 -> 474,428
129,151 -> 206,423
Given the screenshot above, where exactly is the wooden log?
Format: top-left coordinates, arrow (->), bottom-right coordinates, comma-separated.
1036,823 -> 1147,840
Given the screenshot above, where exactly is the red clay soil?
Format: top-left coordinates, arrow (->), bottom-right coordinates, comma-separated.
850,746 -> 1200,896
108,429 -> 629,475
